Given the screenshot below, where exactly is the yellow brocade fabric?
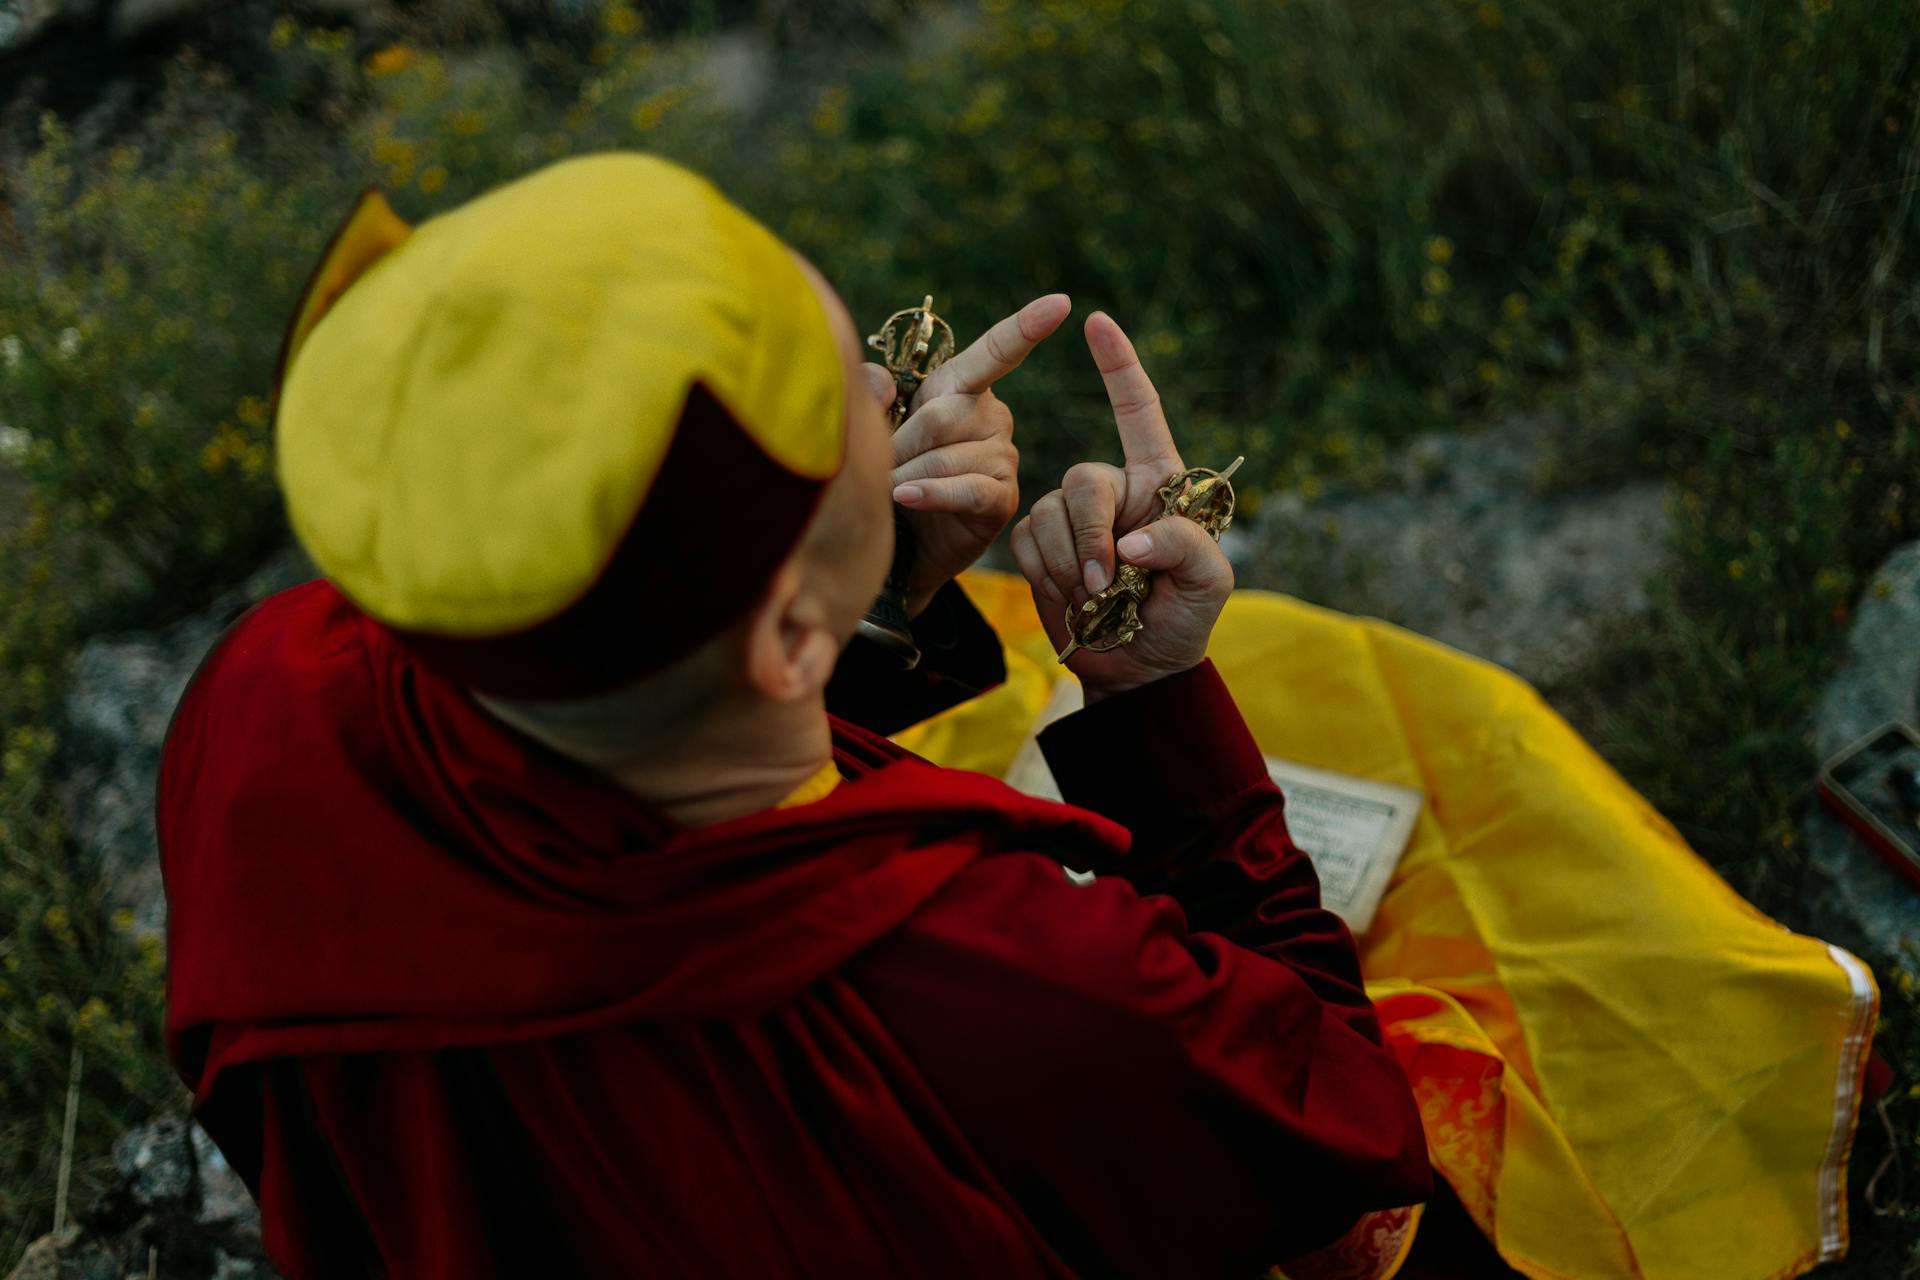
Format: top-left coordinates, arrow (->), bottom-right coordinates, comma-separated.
894,571 -> 1878,1280
774,761 -> 844,810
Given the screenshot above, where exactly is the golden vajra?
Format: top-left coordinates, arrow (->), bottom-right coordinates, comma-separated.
1056,456 -> 1245,664
854,295 -> 958,667
867,294 -> 955,431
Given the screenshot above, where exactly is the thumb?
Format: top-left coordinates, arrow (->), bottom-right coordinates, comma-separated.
861,362 -> 898,412
1114,516 -> 1233,598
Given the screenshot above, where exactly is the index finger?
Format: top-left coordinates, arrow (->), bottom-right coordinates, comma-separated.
1085,311 -> 1181,473
914,293 -> 1072,408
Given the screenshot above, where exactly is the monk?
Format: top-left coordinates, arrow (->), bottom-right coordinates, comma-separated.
157,153 -> 1433,1277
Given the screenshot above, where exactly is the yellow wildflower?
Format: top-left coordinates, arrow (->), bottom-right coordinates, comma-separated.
1522,52 -> 1549,79
367,45 -> 416,77
1476,360 -> 1503,387
1423,266 -> 1452,295
1475,2 -> 1502,28
372,136 -> 417,168
42,905 -> 68,932
604,3 -> 641,35
269,16 -> 297,50
810,84 -> 849,137
958,81 -> 1008,135
112,908 -> 135,933
1834,418 -> 1851,440
237,396 -> 269,429
1501,291 -> 1528,319
419,164 -> 449,194
72,997 -> 110,1036
1415,299 -> 1442,326
632,89 -> 680,132
1425,235 -> 1453,265
1727,559 -> 1745,580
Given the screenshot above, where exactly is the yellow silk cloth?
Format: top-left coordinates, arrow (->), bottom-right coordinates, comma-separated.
894,570 -> 1879,1280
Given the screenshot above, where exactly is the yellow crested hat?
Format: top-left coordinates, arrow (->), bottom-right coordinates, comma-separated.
273,152 -> 848,698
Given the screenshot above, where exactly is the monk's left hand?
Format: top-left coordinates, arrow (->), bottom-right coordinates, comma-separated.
866,293 -> 1072,618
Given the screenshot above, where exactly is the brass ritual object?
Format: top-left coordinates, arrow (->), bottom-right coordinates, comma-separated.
857,294 -> 957,668
1056,455 -> 1245,664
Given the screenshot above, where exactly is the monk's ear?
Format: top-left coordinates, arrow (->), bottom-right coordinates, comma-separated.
741,560 -> 839,703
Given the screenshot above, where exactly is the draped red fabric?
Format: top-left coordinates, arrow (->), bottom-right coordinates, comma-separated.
158,580 -> 1430,1277
159,581 -> 1124,1274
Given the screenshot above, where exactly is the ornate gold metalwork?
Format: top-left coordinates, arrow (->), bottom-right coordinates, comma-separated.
855,295 -> 958,667
1056,456 -> 1245,664
866,295 -> 955,430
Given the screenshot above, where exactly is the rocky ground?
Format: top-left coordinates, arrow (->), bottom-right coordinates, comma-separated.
5,1116 -> 273,1280
1228,416 -> 1671,688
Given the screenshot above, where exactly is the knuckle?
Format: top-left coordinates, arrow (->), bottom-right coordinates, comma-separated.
1063,461 -> 1105,492
989,394 -> 1014,433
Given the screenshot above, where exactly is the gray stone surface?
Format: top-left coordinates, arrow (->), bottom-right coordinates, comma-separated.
189,1124 -> 258,1234
1804,541 -> 1920,973
112,1114 -> 196,1210
1237,417 -> 1671,687
7,1117 -> 273,1280
57,545 -> 317,936
0,0 -> 77,52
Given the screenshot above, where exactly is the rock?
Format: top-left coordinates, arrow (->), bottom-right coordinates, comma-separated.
113,1114 -> 196,1209
3,1228 -> 77,1280
57,545 -> 316,936
6,1117 -> 275,1280
690,27 -> 771,117
189,1125 -> 257,1236
1803,540 -> 1920,974
107,0 -> 207,42
0,0 -> 82,53
1242,416 -> 1670,687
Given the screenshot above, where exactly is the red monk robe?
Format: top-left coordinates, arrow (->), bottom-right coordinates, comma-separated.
157,574 -> 1430,1278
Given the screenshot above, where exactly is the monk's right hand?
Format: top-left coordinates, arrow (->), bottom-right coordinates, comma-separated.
1009,310 -> 1233,703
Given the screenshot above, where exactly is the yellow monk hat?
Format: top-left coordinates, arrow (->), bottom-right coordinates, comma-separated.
272,152 -> 848,699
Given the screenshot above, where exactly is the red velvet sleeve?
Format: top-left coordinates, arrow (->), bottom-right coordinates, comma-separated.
849,849 -> 1432,1275
847,663 -> 1431,1275
1037,658 -> 1389,1047
824,578 -> 1008,736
